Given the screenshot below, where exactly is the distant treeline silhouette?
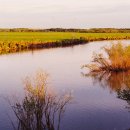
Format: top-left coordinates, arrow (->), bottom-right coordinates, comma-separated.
1,28 -> 130,33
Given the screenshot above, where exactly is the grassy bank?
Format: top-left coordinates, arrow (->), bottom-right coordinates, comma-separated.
1,32 -> 130,54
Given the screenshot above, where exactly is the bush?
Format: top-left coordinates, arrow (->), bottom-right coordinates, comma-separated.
83,43 -> 130,72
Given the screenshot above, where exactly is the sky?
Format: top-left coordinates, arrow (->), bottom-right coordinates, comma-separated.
0,0 -> 130,28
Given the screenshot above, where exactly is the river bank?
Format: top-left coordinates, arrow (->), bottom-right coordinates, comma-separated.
1,32 -> 130,54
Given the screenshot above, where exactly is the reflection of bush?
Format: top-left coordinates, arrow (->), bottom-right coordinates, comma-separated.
82,71 -> 130,92
10,71 -> 72,130
82,70 -> 130,113
118,88 -> 130,112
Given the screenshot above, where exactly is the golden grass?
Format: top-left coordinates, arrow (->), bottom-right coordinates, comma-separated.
83,43 -> 130,72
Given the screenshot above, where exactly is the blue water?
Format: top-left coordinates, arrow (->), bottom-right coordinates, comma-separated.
0,40 -> 130,130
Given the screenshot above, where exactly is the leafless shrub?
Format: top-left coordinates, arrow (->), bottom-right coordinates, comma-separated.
9,71 -> 72,130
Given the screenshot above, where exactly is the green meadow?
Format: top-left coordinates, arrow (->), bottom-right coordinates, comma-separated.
1,32 -> 130,42
0,32 -> 130,54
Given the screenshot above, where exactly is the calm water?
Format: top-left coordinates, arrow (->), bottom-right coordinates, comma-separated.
0,40 -> 130,130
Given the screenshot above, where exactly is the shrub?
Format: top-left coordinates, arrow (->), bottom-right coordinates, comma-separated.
83,43 -> 130,72
9,71 -> 72,130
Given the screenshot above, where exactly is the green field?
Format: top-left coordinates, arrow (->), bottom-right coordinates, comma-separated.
1,32 -> 130,42
0,32 -> 130,54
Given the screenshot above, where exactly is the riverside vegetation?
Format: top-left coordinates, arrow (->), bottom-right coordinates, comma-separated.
83,43 -> 130,72
1,32 -> 130,54
9,71 -> 72,130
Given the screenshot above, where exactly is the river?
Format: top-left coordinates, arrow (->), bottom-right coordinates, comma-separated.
0,40 -> 130,130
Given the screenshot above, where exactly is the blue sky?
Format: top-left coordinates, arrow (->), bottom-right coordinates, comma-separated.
0,0 -> 130,28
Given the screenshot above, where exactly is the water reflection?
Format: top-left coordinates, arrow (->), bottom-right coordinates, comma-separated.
82,71 -> 130,111
117,88 -> 130,111
9,71 -> 72,130
82,71 -> 130,92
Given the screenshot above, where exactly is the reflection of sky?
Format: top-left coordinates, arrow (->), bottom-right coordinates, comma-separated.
0,41 -> 130,130
0,0 -> 130,28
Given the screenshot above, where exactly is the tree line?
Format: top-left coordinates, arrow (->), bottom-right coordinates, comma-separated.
1,28 -> 130,33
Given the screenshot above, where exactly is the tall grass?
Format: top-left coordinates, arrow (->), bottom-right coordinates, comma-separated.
83,43 -> 130,72
9,71 -> 72,130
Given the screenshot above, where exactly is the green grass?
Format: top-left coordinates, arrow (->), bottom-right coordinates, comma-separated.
0,32 -> 130,54
1,32 -> 130,42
